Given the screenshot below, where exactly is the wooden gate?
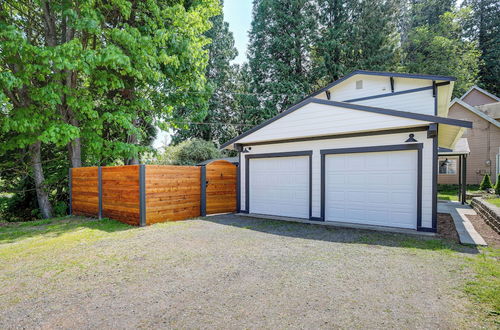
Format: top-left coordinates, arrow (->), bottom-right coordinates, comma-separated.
202,160 -> 237,215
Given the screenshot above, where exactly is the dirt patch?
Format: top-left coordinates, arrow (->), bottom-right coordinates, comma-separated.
437,213 -> 460,243
465,214 -> 500,249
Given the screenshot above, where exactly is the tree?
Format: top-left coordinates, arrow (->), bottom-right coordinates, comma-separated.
0,0 -> 218,219
409,0 -> 455,27
151,139 -> 223,165
480,173 -> 492,190
313,0 -> 401,86
247,0 -> 317,121
173,0 -> 241,146
462,0 -> 500,95
402,8 -> 480,96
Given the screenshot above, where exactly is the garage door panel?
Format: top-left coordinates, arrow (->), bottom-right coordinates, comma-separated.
325,150 -> 417,229
346,175 -> 364,185
367,174 -> 390,185
346,191 -> 366,202
366,192 -> 389,203
249,156 -> 309,219
392,192 -> 414,205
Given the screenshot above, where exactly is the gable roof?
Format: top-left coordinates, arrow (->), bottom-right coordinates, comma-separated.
311,70 -> 457,98
220,98 -> 472,149
451,98 -> 500,128
460,85 -> 500,103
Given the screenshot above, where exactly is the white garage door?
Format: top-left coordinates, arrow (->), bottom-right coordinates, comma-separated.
249,156 -> 309,218
325,150 -> 417,229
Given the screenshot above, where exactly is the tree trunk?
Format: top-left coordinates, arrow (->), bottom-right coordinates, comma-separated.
125,118 -> 140,165
29,141 -> 53,219
125,132 -> 140,165
67,137 -> 82,168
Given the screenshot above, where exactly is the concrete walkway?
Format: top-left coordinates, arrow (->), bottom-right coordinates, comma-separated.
438,201 -> 487,246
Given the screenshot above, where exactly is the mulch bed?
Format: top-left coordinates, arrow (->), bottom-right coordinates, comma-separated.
437,213 -> 460,243
464,214 -> 500,249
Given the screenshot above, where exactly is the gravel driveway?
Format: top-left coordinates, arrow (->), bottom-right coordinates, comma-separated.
0,215 -> 484,329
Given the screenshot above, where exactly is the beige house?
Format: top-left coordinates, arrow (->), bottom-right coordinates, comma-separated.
438,86 -> 500,185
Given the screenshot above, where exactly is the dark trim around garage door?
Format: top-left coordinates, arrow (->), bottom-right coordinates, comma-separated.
320,143 -> 425,231
245,151 -> 313,219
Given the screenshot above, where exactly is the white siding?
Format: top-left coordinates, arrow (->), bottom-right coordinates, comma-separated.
354,89 -> 435,116
237,102 -> 430,144
314,75 -> 436,116
316,75 -> 392,101
239,130 -> 434,229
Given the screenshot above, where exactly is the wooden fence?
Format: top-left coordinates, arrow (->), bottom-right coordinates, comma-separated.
70,160 -> 237,226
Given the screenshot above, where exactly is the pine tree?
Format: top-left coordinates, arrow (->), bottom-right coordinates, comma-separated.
409,0 -> 455,27
173,0 -> 240,146
247,0 -> 317,121
402,8 -> 480,96
314,0 -> 401,86
480,173 -> 493,190
463,0 -> 500,95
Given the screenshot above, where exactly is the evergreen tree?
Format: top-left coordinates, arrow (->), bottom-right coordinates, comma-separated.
247,0 -> 317,121
173,0 -> 240,145
314,0 -> 401,86
480,173 -> 493,190
409,0 -> 455,27
463,0 -> 500,95
402,8 -> 480,96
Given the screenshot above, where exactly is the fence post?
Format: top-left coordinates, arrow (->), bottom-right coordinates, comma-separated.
69,168 -> 72,216
200,165 -> 207,216
98,166 -> 103,219
139,164 -> 146,226
236,164 -> 240,213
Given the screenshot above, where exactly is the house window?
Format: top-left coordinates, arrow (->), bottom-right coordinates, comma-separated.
439,159 -> 457,174
356,80 -> 363,89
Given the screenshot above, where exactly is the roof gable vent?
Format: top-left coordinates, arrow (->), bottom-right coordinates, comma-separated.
356,80 -> 363,89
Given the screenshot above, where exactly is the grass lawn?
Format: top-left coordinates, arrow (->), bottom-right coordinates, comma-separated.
0,216 -> 498,328
486,198 -> 500,207
437,184 -> 481,201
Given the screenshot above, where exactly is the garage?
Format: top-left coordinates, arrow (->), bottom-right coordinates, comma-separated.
247,152 -> 311,219
222,71 -> 473,232
322,145 -> 421,229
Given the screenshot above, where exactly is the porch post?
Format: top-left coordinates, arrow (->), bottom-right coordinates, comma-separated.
462,155 -> 467,204
458,156 -> 462,202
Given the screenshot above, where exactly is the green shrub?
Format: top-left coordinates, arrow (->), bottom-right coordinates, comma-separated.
495,174 -> 500,195
151,139 -> 224,165
480,174 -> 493,190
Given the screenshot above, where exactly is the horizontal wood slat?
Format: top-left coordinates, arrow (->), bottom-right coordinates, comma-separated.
71,161 -> 238,226
205,161 -> 237,215
71,167 -> 99,217
102,165 -> 140,226
145,165 -> 201,224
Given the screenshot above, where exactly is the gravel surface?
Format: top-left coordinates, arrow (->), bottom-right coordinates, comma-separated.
0,215 -> 485,329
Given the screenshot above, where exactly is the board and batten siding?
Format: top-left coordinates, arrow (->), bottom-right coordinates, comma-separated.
239,130 -> 434,229
236,102 -> 429,145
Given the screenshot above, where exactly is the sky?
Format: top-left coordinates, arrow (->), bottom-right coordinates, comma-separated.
223,0 -> 253,64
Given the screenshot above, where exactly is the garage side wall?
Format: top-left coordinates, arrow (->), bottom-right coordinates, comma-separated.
239,130 -> 434,228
